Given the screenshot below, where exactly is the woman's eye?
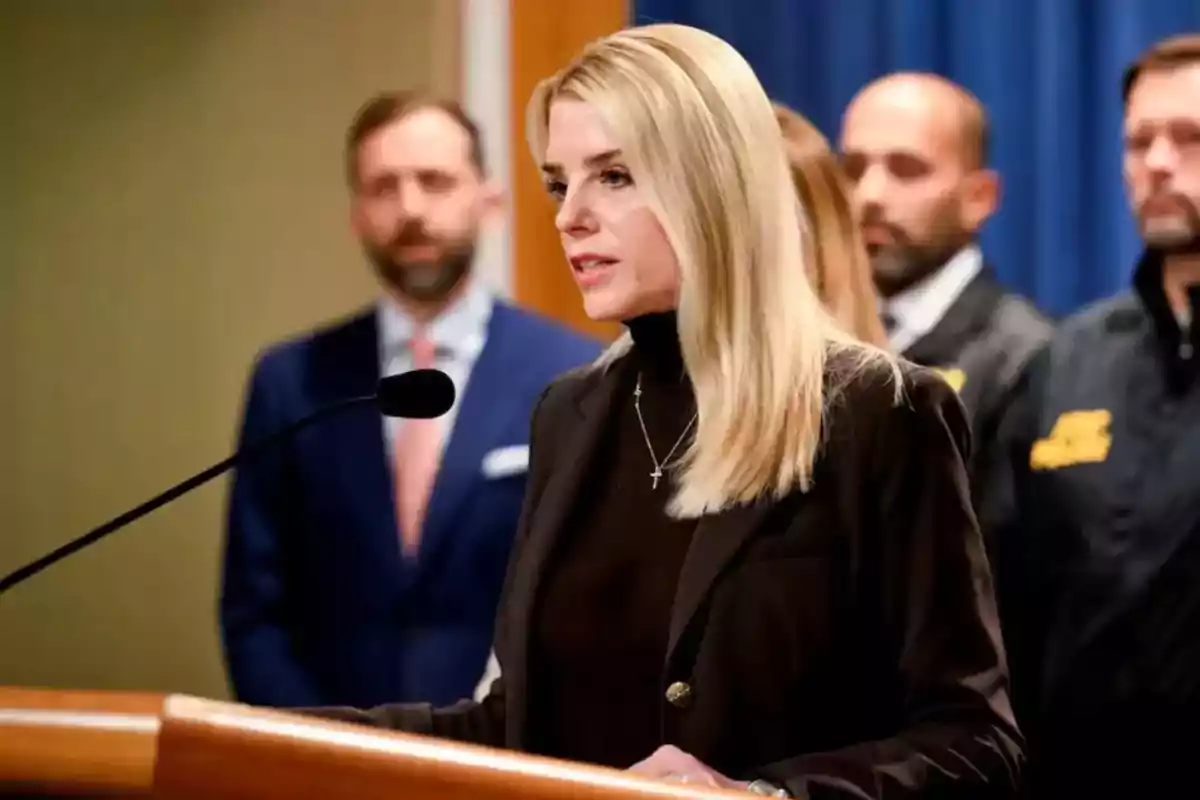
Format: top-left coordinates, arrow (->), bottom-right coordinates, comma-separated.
600,168 -> 633,188
544,179 -> 567,200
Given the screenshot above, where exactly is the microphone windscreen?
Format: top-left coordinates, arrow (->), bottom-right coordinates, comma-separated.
377,369 -> 456,419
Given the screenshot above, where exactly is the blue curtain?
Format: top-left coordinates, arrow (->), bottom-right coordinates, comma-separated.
632,0 -> 1199,317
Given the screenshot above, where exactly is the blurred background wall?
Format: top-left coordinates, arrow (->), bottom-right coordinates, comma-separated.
0,0 -> 460,699
0,0 -> 626,701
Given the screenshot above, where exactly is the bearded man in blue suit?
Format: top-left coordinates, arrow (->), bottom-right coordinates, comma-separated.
220,91 -> 601,709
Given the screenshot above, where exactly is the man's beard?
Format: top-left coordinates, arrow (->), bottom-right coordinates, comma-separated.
365,229 -> 476,303
1140,192 -> 1200,255
863,204 -> 970,297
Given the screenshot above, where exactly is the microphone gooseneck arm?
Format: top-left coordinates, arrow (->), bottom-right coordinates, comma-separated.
0,394 -> 374,596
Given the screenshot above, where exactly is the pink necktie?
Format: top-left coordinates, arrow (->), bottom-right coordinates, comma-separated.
395,332 -> 443,558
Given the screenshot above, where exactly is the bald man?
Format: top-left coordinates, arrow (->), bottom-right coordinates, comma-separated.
839,72 -> 1052,543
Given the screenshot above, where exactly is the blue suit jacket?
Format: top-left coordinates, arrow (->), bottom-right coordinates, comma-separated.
220,302 -> 602,709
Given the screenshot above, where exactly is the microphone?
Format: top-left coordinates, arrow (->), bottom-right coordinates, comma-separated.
376,368 -> 456,419
0,368 -> 455,596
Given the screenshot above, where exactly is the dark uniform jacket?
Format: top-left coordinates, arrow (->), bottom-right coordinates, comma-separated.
305,353 -> 1023,799
991,251 -> 1200,797
900,267 -> 1053,542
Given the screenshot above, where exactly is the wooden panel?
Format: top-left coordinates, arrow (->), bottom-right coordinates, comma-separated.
510,0 -> 627,342
152,695 -> 747,800
0,687 -> 164,797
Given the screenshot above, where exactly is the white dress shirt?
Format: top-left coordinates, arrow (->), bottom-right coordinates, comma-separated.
377,276 -> 494,463
881,244 -> 984,353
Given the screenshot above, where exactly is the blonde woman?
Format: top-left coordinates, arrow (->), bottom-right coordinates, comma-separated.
773,101 -> 892,348
311,24 -> 1022,798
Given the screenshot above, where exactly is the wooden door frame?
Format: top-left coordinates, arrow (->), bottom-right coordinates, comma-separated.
509,0 -> 627,342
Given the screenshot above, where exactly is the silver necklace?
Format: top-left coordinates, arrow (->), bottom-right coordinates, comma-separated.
633,373 -> 698,490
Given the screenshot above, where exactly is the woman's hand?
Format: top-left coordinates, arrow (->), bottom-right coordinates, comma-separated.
629,745 -> 748,791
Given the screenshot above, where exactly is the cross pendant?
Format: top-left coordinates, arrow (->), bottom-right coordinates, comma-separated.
651,467 -> 663,489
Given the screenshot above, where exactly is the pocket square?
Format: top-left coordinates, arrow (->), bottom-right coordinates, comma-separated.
481,444 -> 529,479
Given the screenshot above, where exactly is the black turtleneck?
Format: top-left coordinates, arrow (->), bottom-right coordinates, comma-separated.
526,311 -> 700,769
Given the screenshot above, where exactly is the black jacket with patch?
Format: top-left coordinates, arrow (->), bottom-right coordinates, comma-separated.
991,251 -> 1200,797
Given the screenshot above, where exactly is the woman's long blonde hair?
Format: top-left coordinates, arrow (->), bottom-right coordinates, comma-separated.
773,102 -> 892,349
527,24 -> 900,518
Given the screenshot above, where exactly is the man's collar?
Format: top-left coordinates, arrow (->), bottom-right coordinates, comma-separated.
378,275 -> 494,359
1134,248 -> 1199,331
881,244 -> 983,343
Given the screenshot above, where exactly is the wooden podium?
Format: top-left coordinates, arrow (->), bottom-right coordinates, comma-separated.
0,687 -> 747,799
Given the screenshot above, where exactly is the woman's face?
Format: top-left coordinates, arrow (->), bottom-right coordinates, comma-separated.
540,98 -> 681,321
